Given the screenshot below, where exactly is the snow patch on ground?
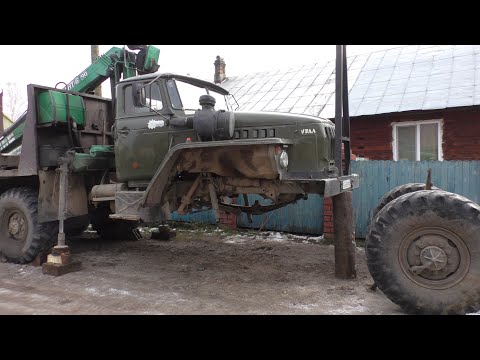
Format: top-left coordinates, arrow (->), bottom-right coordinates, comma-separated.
224,231 -> 324,245
107,288 -> 132,296
329,304 -> 369,315
283,302 -> 316,312
85,287 -> 103,296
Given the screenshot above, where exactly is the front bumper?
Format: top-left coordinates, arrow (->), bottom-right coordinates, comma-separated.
322,174 -> 360,197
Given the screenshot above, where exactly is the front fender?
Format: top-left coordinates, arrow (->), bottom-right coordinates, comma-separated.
142,138 -> 293,207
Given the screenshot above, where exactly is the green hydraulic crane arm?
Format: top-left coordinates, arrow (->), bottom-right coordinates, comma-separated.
0,45 -> 160,154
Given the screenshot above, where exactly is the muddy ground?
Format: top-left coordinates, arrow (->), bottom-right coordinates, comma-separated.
0,224 -> 404,315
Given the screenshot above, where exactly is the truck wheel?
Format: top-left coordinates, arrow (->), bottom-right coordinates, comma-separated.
90,205 -> 139,241
0,187 -> 58,264
366,190 -> 480,314
371,183 -> 439,220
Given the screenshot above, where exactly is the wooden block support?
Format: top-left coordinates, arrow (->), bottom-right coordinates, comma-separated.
41,246 -> 82,276
42,261 -> 82,276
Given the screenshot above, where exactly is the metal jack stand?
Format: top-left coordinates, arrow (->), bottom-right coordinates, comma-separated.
42,151 -> 82,276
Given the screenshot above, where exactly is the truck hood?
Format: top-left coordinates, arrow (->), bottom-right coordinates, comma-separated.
232,111 -> 333,128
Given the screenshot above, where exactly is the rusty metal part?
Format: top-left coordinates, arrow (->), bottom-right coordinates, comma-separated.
216,177 -> 306,201
176,144 -> 278,179
38,170 -> 88,223
91,183 -> 128,201
142,138 -> 292,207
425,168 -> 432,190
218,194 -> 303,215
410,246 -> 448,275
5,209 -> 28,242
208,181 -> 220,222
162,176 -> 307,216
56,152 -> 74,247
78,98 -> 113,150
177,175 -> 202,214
399,227 -> 470,290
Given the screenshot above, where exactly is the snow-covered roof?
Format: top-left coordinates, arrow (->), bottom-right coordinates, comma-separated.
219,45 -> 480,118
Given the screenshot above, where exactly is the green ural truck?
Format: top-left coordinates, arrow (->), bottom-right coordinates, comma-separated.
0,46 -> 358,265
2,45 -> 479,315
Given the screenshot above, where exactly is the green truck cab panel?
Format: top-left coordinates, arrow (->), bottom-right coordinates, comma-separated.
231,111 -> 335,174
37,90 -> 85,126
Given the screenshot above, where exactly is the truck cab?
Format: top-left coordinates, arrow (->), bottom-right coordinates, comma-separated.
108,73 -> 358,223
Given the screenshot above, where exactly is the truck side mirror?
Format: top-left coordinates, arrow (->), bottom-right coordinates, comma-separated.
132,83 -> 146,107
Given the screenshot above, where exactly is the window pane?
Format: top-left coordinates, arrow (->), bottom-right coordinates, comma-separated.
146,83 -> 163,111
420,123 -> 439,160
397,126 -> 416,160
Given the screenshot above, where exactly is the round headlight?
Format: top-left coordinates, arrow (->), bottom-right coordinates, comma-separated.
279,150 -> 288,169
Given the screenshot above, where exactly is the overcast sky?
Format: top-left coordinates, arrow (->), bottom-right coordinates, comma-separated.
0,45 -> 403,112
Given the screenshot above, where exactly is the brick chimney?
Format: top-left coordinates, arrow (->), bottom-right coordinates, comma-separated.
214,56 -> 226,84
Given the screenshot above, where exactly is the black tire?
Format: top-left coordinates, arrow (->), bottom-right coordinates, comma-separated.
371,183 -> 439,221
366,190 -> 480,314
90,205 -> 139,241
0,187 -> 58,264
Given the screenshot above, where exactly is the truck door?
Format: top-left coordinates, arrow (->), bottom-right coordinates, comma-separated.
115,81 -> 169,183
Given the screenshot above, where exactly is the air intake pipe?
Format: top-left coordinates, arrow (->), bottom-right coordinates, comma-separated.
169,94 -> 235,141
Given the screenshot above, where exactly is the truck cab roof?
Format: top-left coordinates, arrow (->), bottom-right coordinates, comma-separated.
119,72 -> 230,96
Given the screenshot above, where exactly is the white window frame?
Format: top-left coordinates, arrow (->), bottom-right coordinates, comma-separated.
392,119 -> 443,161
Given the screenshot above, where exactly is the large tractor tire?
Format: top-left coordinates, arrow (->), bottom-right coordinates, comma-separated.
0,187 -> 58,264
366,190 -> 480,314
371,183 -> 439,220
90,205 -> 139,241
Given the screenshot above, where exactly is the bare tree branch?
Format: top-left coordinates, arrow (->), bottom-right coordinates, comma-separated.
4,82 -> 27,121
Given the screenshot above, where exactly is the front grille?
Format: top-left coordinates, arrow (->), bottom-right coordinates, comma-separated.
234,128 -> 276,139
325,126 -> 335,157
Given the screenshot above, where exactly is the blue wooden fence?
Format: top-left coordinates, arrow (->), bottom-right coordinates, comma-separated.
171,209 -> 216,225
172,194 -> 323,235
351,160 -> 480,238
236,194 -> 323,235
172,161 -> 480,239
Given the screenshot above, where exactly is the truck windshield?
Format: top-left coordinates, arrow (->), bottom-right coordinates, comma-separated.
167,79 -> 229,114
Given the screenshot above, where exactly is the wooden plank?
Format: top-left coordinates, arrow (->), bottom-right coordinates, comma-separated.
473,162 -> 480,203
463,161 -> 470,200
453,161 -> 463,195
438,160 -> 449,190
447,161 -> 456,193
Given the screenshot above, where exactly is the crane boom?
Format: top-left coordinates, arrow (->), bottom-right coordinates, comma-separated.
0,45 -> 160,154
